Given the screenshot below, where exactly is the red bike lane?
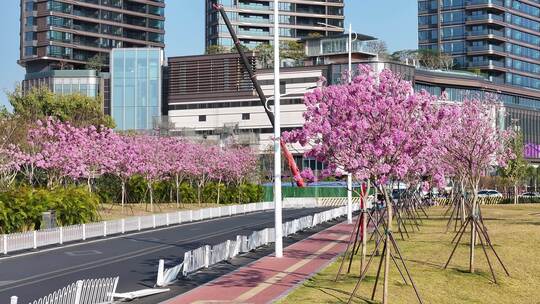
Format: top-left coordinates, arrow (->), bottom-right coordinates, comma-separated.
162,219 -> 355,304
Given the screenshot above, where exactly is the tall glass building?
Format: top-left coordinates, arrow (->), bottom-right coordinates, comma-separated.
111,48 -> 163,131
418,0 -> 540,90
206,0 -> 345,50
19,0 -> 165,74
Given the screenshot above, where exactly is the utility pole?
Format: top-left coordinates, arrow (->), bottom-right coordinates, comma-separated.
273,0 -> 283,258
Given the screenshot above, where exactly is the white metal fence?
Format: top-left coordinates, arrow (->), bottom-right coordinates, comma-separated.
156,203 -> 359,287
10,277 -> 118,304
1,202 -> 282,255
1,198 -> 352,255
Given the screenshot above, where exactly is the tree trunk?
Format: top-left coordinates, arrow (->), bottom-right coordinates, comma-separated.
148,182 -> 154,213
360,181 -> 370,273
381,186 -> 392,304
514,183 -> 518,205
469,182 -> 478,273
175,175 -> 180,208
217,178 -> 222,205
87,177 -> 92,193
121,180 -> 126,213
197,182 -> 202,205
460,179 -> 466,222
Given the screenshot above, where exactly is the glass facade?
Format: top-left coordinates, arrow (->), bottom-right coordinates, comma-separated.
111,48 -> 162,131
414,81 -> 540,160
20,0 -> 165,74
417,0 -> 540,90
206,0 -> 345,50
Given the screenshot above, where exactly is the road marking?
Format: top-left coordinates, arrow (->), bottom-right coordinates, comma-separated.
65,250 -> 102,256
233,233 -> 348,303
129,237 -> 161,242
0,209 -> 324,293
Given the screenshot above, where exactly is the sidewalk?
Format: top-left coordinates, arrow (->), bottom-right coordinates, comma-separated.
163,218 -> 355,304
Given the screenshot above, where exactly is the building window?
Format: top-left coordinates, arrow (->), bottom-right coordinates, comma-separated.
25,16 -> 34,26
199,115 -> 206,122
24,46 -> 36,56
242,113 -> 250,120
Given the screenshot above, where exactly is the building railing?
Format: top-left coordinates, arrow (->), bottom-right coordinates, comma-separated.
467,44 -> 504,52
468,59 -> 505,67
467,29 -> 504,38
467,13 -> 504,22
466,0 -> 504,7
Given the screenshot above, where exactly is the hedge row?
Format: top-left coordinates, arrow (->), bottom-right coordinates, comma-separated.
0,186 -> 99,234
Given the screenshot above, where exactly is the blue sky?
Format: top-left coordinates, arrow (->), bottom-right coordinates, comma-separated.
0,1 -> 417,109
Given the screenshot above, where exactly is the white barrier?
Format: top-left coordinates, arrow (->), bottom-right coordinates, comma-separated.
1,198 -> 352,255
11,277 -> 119,304
156,203 -> 359,287
0,202 -> 275,255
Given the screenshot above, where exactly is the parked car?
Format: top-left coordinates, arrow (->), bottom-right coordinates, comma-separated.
520,192 -> 540,198
477,190 -> 503,198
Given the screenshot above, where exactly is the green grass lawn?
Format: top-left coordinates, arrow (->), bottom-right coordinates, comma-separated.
98,202 -> 227,221
279,204 -> 540,304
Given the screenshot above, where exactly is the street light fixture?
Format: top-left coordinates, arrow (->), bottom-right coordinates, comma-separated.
264,86 -> 318,112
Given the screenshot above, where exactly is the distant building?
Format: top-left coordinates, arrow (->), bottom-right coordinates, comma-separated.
110,48 -> 163,131
417,0 -> 540,90
22,69 -> 111,114
19,0 -> 165,74
205,0 -> 345,50
164,56 -> 540,163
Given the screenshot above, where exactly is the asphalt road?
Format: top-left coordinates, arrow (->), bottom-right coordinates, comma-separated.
0,207 -> 330,303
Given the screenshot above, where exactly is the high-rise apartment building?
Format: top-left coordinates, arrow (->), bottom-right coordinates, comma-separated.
205,0 -> 345,50
19,0 -> 165,74
418,0 -> 540,90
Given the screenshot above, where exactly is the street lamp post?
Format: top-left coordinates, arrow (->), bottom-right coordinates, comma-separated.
319,22 -> 356,224
273,0 -> 283,258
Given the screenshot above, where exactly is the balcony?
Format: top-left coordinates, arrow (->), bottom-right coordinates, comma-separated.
73,22 -> 99,33
467,13 -> 504,22
467,29 -> 505,39
238,30 -> 270,37
73,8 -> 99,19
466,0 -> 505,11
238,17 -> 271,24
467,44 -> 504,52
468,59 -> 505,68
238,3 -> 270,11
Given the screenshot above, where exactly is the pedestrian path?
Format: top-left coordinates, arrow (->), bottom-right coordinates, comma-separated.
163,218 -> 355,304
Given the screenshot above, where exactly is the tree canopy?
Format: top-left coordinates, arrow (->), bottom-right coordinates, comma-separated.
7,86 -> 114,128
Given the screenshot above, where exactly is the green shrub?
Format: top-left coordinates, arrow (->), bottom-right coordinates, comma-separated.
47,187 -> 99,226
0,186 -> 99,233
0,187 -> 46,233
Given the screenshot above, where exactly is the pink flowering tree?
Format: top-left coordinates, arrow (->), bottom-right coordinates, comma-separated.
437,96 -> 514,273
27,118 -> 89,188
223,146 -> 259,203
108,134 -> 140,210
164,138 -> 193,207
191,144 -> 219,205
0,144 -> 24,190
284,66 -> 445,302
132,135 -> 170,212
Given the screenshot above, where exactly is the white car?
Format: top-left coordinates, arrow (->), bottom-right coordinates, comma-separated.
477,190 -> 503,198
